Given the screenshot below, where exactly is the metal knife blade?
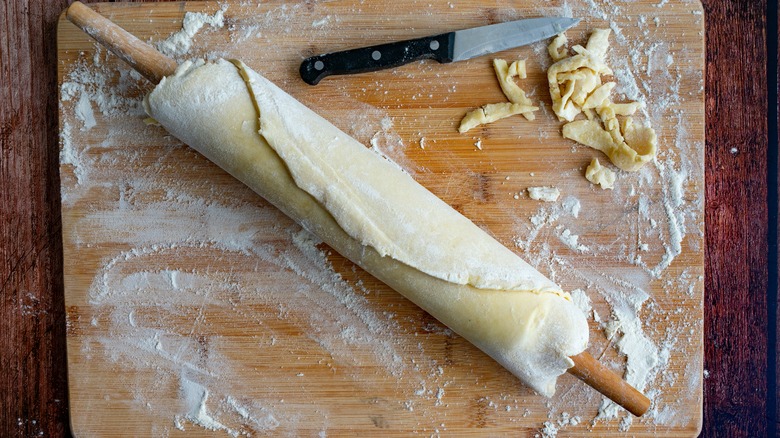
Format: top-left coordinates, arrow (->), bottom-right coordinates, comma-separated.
299,17 -> 579,85
452,17 -> 579,62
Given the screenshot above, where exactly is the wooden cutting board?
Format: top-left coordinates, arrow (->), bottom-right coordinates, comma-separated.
58,1 -> 705,436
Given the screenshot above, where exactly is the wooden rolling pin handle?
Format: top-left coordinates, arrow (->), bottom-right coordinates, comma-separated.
568,351 -> 651,417
66,1 -> 177,84
64,2 -> 653,417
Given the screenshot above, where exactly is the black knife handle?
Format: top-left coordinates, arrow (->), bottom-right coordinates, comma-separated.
300,32 -> 455,85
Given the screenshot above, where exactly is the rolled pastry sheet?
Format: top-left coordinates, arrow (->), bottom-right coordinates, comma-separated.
144,59 -> 588,396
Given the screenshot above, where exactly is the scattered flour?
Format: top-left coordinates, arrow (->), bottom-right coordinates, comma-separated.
157,6 -> 227,58
569,289 -> 592,315
59,7 -> 437,436
559,228 -> 589,253
562,197 -> 581,218
226,396 -> 280,431
178,377 -> 237,436
515,2 -> 704,430
74,92 -> 96,130
59,1 -> 704,435
311,16 -> 331,28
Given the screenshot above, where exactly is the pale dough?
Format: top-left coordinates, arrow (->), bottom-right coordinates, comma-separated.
493,59 -> 535,120
145,59 -> 588,396
585,158 -> 616,189
547,29 -> 657,172
458,102 -> 536,133
458,58 -> 538,133
548,33 -> 568,62
528,186 -> 561,202
564,116 -> 656,172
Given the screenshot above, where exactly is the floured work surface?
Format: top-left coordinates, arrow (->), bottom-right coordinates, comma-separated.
58,1 -> 704,436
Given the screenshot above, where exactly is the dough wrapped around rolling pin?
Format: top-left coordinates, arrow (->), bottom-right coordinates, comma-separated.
144,59 -> 588,396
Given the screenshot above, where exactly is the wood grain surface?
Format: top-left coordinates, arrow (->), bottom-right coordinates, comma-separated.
59,1 -> 705,436
1,1 -> 71,437
701,1 -> 774,437
0,1 -> 775,438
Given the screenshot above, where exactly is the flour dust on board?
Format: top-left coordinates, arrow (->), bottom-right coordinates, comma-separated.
59,1 -> 704,435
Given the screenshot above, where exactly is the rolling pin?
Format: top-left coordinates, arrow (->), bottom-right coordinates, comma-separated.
65,1 -> 651,417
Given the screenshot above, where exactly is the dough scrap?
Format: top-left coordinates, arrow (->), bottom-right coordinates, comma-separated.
582,82 -> 616,110
563,116 -> 656,172
459,102 -> 537,133
583,28 -> 611,60
458,58 -> 538,132
144,59 -> 589,396
585,158 -> 616,189
493,59 -> 536,120
547,29 -> 657,172
528,186 -> 561,202
546,44 -> 611,122
548,33 -> 569,62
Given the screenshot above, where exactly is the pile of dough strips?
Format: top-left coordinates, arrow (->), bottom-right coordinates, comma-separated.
549,29 -> 657,176
460,29 -> 658,189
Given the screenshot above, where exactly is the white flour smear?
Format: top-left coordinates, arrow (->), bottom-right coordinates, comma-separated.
157,7 -> 228,58
61,1 -> 703,435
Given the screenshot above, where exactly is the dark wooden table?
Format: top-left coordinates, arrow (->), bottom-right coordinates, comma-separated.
1,1 -> 776,436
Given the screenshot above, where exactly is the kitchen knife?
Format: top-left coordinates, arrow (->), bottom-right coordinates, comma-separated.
300,17 -> 579,85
